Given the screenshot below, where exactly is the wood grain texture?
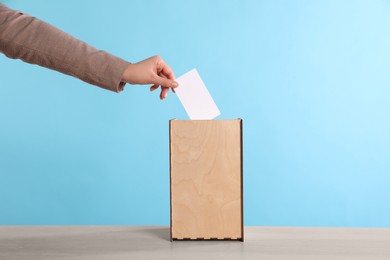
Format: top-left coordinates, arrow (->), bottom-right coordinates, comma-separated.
170,119 -> 243,240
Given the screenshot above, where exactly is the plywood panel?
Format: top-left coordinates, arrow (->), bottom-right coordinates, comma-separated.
170,119 -> 243,240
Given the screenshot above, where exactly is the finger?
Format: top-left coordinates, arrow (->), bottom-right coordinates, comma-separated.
154,75 -> 178,89
150,84 -> 159,92
160,65 -> 175,80
157,58 -> 175,80
157,72 -> 178,90
161,74 -> 177,93
160,87 -> 169,100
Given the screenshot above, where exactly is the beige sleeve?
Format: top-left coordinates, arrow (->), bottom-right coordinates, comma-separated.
0,3 -> 130,93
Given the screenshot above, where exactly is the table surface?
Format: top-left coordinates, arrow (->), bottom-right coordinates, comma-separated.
1,226 -> 390,260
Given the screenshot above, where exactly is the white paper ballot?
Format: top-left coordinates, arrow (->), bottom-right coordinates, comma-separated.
174,69 -> 221,120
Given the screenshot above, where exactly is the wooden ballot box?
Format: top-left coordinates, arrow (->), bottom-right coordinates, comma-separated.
169,119 -> 243,241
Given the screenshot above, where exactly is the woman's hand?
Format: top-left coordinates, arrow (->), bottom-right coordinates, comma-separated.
121,55 -> 179,100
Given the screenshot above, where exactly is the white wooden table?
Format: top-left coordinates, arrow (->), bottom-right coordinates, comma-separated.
1,226 -> 389,260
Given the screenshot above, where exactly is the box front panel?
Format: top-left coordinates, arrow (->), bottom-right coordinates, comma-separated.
170,120 -> 242,240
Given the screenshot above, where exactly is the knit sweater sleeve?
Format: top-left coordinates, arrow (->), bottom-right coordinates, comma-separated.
0,3 -> 130,92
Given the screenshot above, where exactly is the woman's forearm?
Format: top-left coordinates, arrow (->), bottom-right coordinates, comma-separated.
0,3 -> 129,92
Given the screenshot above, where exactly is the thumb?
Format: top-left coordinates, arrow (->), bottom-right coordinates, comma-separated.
155,75 -> 179,89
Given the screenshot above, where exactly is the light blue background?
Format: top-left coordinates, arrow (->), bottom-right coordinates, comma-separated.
1,0 -> 390,227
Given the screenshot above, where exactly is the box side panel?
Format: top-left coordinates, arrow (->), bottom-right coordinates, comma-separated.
240,119 -> 244,241
169,120 -> 173,241
170,120 -> 242,240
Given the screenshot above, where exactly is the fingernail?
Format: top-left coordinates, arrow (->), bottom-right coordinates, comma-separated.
164,92 -> 167,99
171,81 -> 179,88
